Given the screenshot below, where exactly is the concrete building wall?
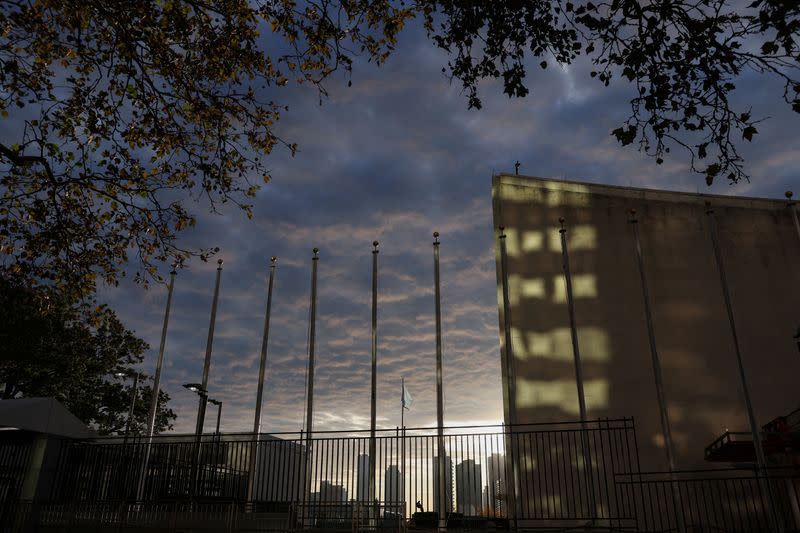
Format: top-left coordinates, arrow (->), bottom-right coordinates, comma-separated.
492,174 -> 800,471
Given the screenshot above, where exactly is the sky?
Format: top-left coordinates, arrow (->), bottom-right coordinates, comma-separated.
96,17 -> 800,436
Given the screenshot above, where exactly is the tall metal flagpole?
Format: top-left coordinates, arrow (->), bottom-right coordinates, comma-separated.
629,210 -> 686,533
705,204 -> 781,533
788,191 -> 800,243
629,210 -> 677,470
433,232 -> 447,526
304,248 -> 319,509
136,268 -> 177,500
558,218 -> 596,518
147,268 -> 177,437
191,259 -> 223,498
248,256 -> 277,501
497,227 -> 518,530
559,219 -> 587,421
196,259 -> 224,437
369,241 -> 379,522
401,377 -> 406,519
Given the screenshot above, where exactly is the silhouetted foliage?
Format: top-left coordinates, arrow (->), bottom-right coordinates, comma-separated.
0,280 -> 176,435
0,0 -> 412,296
421,0 -> 799,185
0,1 -> 797,296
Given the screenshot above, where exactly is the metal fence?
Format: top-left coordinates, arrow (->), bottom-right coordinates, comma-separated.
3,418 -> 800,531
616,467 -> 800,532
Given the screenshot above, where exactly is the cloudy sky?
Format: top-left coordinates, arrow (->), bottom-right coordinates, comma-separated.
97,17 -> 800,435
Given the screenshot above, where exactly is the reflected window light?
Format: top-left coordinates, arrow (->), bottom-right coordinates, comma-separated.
516,378 -> 609,415
496,180 -> 590,206
520,278 -> 546,299
552,274 -> 597,302
521,231 -> 544,252
511,327 -> 528,359
504,227 -> 520,257
548,225 -> 597,252
522,327 -> 609,362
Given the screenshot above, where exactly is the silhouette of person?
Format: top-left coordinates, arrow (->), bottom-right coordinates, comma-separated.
415,500 -> 424,513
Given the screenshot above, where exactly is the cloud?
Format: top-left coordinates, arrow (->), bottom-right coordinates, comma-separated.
95,17 -> 799,436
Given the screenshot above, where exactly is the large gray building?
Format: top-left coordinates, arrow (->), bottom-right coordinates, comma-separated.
492,174 -> 800,471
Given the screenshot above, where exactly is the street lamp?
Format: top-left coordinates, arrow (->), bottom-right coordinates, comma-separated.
208,399 -> 223,435
183,382 -> 211,498
114,371 -> 140,443
183,383 -> 209,433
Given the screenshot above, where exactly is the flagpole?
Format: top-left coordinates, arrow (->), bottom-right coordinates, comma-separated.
401,376 -> 406,518
248,256 -> 277,501
369,241 -> 379,523
304,248 -> 319,514
196,259 -> 224,437
137,266 -> 177,501
433,231 -> 447,526
705,203 -> 781,532
191,259 -> 223,498
497,227 -> 519,530
787,191 -> 800,243
558,219 -> 596,518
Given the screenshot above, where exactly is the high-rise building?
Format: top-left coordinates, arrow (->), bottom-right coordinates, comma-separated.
455,459 -> 482,516
357,454 -> 370,502
485,453 -> 506,516
384,464 -> 404,515
319,480 -> 348,503
432,455 -> 453,514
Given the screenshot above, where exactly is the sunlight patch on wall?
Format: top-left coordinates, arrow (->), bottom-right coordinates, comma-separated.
512,327 -> 609,362
496,181 -> 590,206
516,378 -> 609,416
552,274 -> 597,303
503,227 -> 520,257
547,225 -> 597,252
521,230 -> 544,252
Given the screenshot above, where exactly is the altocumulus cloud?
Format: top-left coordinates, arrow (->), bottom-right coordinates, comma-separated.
97,19 -> 800,434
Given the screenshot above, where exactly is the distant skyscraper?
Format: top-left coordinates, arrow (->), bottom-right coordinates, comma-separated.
384,465 -> 404,515
433,455 -> 453,514
319,480 -> 348,502
486,453 -> 506,516
455,459 -> 482,516
357,454 -> 370,502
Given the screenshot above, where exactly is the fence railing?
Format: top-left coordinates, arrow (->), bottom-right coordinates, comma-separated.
616,467 -> 800,532
42,419 -> 638,528
4,418 -> 800,531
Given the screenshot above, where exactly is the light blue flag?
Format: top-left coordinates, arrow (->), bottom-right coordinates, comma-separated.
402,382 -> 413,410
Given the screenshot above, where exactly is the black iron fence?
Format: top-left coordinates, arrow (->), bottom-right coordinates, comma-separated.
45,419 -> 639,525
2,418 -> 800,531
616,467 -> 800,532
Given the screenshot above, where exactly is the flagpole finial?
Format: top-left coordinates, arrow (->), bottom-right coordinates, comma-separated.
270,256 -> 277,265
559,217 -> 566,233
373,241 -> 379,253
217,258 -> 224,269
628,208 -> 638,223
433,231 -> 440,245
499,225 -> 506,239
786,191 -> 794,204
312,247 -> 319,259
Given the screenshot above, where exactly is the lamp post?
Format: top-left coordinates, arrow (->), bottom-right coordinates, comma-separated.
114,371 -> 140,444
184,383 -> 209,498
208,398 -> 223,435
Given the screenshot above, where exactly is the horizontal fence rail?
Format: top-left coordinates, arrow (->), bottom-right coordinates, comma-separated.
6,419 -> 799,532
616,467 -> 800,532
7,419 -> 640,531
